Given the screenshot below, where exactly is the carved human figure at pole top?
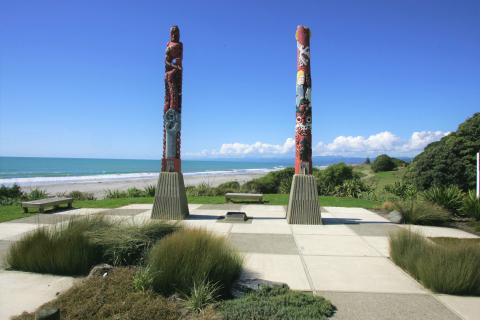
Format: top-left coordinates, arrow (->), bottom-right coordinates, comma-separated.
162,25 -> 183,172
295,25 -> 312,175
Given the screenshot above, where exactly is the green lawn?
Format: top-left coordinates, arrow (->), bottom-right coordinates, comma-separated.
0,195 -> 381,223
354,164 -> 407,195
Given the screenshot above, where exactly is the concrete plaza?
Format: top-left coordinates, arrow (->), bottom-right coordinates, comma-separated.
0,204 -> 479,320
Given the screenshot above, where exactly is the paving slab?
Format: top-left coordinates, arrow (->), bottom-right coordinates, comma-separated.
10,213 -> 82,225
0,270 -> 77,320
0,223 -> 46,241
118,204 -> 153,210
318,291 -> 461,320
295,234 -> 380,257
0,240 -> 12,267
361,236 -> 390,257
55,208 -> 108,216
241,253 -> 310,290
304,256 -> 425,293
291,224 -> 357,236
240,205 -> 286,218
400,225 -> 479,238
181,220 -> 232,234
97,209 -> 147,216
436,294 -> 480,320
198,203 -> 243,210
231,221 -> 291,234
229,233 -> 298,254
347,223 -> 400,237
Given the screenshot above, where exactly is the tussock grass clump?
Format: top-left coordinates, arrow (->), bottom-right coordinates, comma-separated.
148,228 -> 243,297
7,217 -> 179,275
143,184 -> 157,197
393,200 -> 450,225
7,217 -> 110,275
219,286 -> 335,320
390,229 -> 480,295
87,221 -> 180,266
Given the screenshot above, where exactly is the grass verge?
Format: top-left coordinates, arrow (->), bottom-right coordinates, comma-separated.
0,195 -> 381,223
390,229 -> 480,295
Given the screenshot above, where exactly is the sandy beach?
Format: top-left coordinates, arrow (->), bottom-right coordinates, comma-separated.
20,172 -> 266,198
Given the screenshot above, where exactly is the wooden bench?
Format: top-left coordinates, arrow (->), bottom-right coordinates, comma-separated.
225,193 -> 263,203
21,197 -> 73,213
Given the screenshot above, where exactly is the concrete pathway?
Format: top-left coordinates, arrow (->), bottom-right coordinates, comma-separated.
0,204 -> 479,320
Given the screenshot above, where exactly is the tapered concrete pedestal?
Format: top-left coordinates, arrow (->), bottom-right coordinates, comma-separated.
151,172 -> 189,220
287,174 -> 322,224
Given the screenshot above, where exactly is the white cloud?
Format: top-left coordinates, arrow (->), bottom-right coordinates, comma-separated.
215,138 -> 295,156
315,130 -> 449,156
185,131 -> 449,158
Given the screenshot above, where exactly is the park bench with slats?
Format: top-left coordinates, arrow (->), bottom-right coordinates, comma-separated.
225,193 -> 263,203
21,197 -> 73,213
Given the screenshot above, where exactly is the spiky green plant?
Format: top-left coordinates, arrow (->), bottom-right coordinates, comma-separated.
461,190 -> 480,220
422,185 -> 464,214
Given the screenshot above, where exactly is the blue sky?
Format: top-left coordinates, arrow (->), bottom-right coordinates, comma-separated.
1,0 -> 479,159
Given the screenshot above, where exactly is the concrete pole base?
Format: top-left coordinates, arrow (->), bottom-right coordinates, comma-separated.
151,172 -> 189,220
287,174 -> 322,224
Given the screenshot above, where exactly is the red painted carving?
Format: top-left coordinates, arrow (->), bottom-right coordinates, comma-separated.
162,26 -> 183,172
295,25 -> 312,175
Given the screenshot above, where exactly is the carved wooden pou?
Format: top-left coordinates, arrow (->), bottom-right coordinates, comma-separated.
162,25 -> 183,173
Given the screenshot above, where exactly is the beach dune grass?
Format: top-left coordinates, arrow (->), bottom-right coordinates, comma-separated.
390,229 -> 480,295
148,228 -> 243,297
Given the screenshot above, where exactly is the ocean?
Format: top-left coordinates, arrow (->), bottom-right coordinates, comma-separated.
0,156 -> 368,186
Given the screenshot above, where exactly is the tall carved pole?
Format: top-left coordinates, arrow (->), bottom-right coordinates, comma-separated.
152,26 -> 189,220
295,26 -> 313,175
287,25 -> 321,225
162,25 -> 183,173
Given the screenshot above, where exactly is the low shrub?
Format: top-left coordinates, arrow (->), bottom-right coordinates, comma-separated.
0,184 -> 24,199
87,221 -> 179,266
7,217 -> 110,275
422,185 -> 464,215
315,163 -> 355,195
127,187 -> 146,198
371,154 -> 396,172
241,168 -> 295,194
143,185 -> 157,197
215,181 -> 241,195
333,178 -> 372,198
105,189 -> 129,199
219,285 -> 336,320
12,268 -> 189,320
148,228 -> 243,297
185,183 -> 217,196
393,200 -> 450,225
384,181 -> 418,200
27,188 -> 48,200
390,230 -> 480,295
68,190 -> 96,200
461,190 -> 480,220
